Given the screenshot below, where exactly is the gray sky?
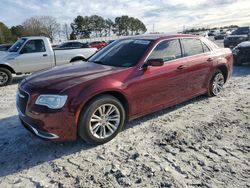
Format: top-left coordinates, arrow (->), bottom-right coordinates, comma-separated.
0,0 -> 249,32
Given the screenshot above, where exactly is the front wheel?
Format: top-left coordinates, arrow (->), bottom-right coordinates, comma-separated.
207,70 -> 225,97
78,95 -> 125,145
0,68 -> 12,87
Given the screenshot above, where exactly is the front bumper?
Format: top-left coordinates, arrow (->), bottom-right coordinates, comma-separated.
20,118 -> 59,139
16,84 -> 77,141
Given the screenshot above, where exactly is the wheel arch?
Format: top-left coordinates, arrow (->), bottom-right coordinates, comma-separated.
0,64 -> 16,74
70,56 -> 86,62
75,90 -> 130,126
216,64 -> 228,82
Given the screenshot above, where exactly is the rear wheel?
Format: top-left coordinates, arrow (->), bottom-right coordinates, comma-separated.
78,95 -> 125,145
0,68 -> 12,87
207,70 -> 225,97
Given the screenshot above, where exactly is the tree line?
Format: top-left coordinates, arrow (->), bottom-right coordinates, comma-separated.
184,25 -> 239,33
70,15 -> 147,39
0,15 -> 147,44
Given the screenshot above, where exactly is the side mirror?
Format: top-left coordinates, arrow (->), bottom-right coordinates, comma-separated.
142,59 -> 164,69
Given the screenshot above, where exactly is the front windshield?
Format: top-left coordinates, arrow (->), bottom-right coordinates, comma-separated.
8,38 -> 27,52
232,27 -> 249,35
58,43 -> 69,48
88,39 -> 152,67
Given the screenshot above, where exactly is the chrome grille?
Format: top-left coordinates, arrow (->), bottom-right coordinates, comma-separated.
16,88 -> 29,115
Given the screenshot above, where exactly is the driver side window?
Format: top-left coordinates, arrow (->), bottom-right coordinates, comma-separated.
148,39 -> 182,62
21,40 -> 46,54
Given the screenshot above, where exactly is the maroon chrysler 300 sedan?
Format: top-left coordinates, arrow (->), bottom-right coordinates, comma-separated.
16,35 -> 233,144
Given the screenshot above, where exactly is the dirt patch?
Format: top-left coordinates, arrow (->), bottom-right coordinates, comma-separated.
0,66 -> 249,187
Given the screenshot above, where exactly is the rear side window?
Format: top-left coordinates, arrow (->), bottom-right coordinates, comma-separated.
71,42 -> 81,48
21,40 -> 46,53
182,38 -> 204,56
148,39 -> 182,62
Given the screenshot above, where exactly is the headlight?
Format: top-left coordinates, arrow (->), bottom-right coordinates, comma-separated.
35,95 -> 68,109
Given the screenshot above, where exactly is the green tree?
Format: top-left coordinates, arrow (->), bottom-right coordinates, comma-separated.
90,15 -> 105,37
10,25 -> 25,40
71,15 -> 92,38
71,15 -> 147,38
114,16 -> 146,36
0,22 -> 13,43
105,19 -> 115,36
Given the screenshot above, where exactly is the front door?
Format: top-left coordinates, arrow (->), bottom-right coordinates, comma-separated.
16,39 -> 52,73
129,39 -> 190,117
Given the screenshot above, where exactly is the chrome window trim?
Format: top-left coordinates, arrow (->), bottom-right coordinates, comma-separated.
21,118 -> 59,139
140,37 -> 213,70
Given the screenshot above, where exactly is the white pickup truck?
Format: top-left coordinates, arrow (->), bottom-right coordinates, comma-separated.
0,36 -> 97,86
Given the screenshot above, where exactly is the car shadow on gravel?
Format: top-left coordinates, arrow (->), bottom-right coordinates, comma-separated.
0,95 -> 209,178
125,95 -> 208,130
11,75 -> 27,85
0,115 -> 95,178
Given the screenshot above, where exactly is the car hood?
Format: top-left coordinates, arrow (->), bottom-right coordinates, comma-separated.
24,61 -> 126,90
0,51 -> 11,60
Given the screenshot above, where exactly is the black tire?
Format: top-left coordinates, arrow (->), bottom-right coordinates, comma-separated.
207,69 -> 225,97
0,68 -> 12,87
78,95 -> 125,145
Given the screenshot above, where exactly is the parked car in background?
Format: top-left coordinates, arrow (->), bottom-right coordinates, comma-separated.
17,34 -> 233,145
208,30 -> 218,36
89,41 -> 108,49
214,31 -> 227,40
107,40 -> 115,44
0,43 -> 13,52
55,41 -> 90,49
0,36 -> 97,86
232,41 -> 250,66
224,27 -> 250,47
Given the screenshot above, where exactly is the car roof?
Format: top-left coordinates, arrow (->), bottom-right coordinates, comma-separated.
122,34 -> 200,41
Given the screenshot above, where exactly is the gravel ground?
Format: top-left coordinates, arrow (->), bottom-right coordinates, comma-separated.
0,40 -> 249,188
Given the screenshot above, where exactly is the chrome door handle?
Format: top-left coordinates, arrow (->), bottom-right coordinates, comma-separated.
177,65 -> 186,70
207,57 -> 213,62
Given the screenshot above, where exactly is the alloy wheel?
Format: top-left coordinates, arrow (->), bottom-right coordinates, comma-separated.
89,104 -> 120,139
212,73 -> 224,95
0,71 -> 8,85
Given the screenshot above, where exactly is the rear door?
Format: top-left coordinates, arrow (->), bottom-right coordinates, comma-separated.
180,38 -> 214,96
16,39 -> 53,73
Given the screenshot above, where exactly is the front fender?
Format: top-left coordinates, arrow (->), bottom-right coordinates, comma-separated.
70,78 -> 128,125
